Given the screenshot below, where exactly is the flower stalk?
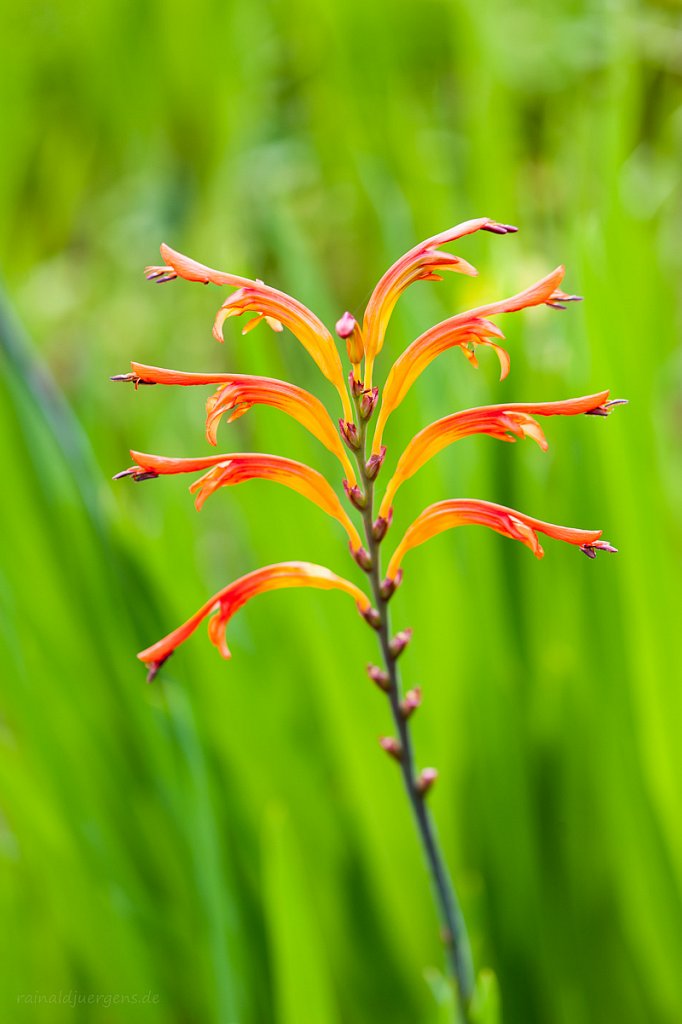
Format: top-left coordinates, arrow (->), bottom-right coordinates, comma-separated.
117,221 -> 624,1021
348,385 -> 475,1021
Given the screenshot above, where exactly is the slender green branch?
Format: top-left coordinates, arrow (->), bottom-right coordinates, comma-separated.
348,394 -> 475,1021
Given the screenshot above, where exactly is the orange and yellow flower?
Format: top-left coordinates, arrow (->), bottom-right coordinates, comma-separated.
114,362 -> 357,484
146,244 -> 354,421
378,391 -> 611,516
125,221 -> 620,681
361,218 -> 518,386
372,266 -> 574,452
115,450 -> 364,552
386,499 -> 617,580
137,561 -> 372,680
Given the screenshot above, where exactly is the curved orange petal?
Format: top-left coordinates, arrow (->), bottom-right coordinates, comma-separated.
386,499 -> 615,579
116,364 -> 357,485
147,244 -> 353,421
371,266 -> 573,453
362,219 -> 517,386
378,392 -> 610,516
118,450 -> 364,553
137,561 -> 372,678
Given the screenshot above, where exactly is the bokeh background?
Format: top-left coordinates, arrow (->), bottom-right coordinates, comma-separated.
1,1 -> 681,1022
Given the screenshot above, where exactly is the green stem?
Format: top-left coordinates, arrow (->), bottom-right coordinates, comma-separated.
350,401 -> 475,1021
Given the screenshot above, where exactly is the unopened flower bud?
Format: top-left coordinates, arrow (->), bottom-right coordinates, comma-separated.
389,628 -> 412,659
417,767 -> 438,795
401,687 -> 421,718
339,419 -> 361,451
348,372 -> 365,398
336,312 -> 364,367
379,569 -> 402,600
371,520 -> 389,547
343,479 -> 367,510
362,606 -> 382,630
359,387 -> 379,421
352,545 -> 372,572
365,446 -> 386,481
367,664 -> 390,692
380,736 -> 403,762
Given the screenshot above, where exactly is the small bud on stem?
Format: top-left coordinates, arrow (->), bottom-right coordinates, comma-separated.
379,569 -> 402,600
339,419 -> 361,451
359,387 -> 379,421
367,664 -> 391,692
416,768 -> 438,795
389,628 -> 412,659
380,736 -> 403,762
361,606 -> 382,630
365,446 -> 386,481
352,546 -> 373,572
401,687 -> 422,718
343,479 -> 368,510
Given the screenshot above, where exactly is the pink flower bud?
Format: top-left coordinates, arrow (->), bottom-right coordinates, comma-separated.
401,687 -> 422,718
389,628 -> 412,659
343,479 -> 367,510
417,767 -> 438,795
367,664 -> 390,692
380,736 -> 403,761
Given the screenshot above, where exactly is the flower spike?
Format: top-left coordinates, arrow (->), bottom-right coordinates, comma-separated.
138,562 -> 371,679
387,499 -> 616,580
362,218 -> 517,386
116,451 -> 364,552
115,363 -> 357,484
379,391 -> 610,517
146,244 -> 354,421
124,223 -> 623,1012
372,265 -> 572,452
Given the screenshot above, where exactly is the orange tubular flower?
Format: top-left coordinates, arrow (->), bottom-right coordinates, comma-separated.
378,391 -> 612,517
362,218 -> 517,387
372,265 -> 575,452
114,362 -> 357,484
146,244 -> 354,421
137,562 -> 371,680
115,450 -> 364,553
386,499 -> 617,579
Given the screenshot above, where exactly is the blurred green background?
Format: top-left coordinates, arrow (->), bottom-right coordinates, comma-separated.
1,1 -> 681,1021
